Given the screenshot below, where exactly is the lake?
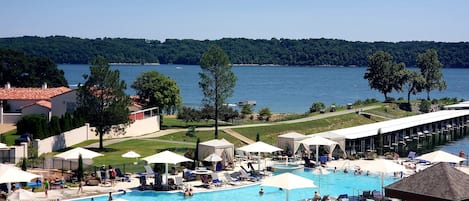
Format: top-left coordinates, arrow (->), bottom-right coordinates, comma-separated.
58,64 -> 469,113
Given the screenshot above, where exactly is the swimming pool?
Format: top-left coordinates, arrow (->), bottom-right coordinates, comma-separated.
74,169 -> 399,201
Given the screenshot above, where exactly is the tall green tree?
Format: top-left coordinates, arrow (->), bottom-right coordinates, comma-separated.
402,69 -> 425,103
0,48 -> 68,87
416,49 -> 447,100
364,51 -> 406,101
131,70 -> 182,114
199,45 -> 237,139
77,154 -> 84,182
77,56 -> 130,150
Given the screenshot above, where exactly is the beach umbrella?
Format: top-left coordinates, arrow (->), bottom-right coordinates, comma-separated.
204,153 -> 223,162
358,159 -> 406,195
142,150 -> 192,185
8,189 -> 36,201
0,164 -> 42,184
122,151 -> 141,165
122,151 -> 141,158
298,136 -> 338,165
54,147 -> 103,160
0,143 -> 7,149
262,172 -> 316,201
415,150 -> 466,164
237,141 -> 282,172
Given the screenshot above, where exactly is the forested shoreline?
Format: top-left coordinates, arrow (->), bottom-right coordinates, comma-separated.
1,36 -> 469,67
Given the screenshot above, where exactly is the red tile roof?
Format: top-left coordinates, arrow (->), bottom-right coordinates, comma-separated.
0,87 -> 72,100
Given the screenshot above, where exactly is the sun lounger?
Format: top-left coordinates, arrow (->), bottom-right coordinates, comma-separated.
210,172 -> 224,187
372,190 -> 382,200
144,165 -> 155,177
223,172 -> 241,185
240,168 -> 259,181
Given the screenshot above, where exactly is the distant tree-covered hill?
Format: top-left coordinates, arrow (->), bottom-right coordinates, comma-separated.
1,36 -> 468,67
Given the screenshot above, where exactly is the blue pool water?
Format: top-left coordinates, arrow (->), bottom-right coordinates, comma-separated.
74,169 -> 399,201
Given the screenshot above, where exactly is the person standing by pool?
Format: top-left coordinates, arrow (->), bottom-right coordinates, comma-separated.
108,165 -> 116,186
44,178 -> 50,197
108,192 -> 113,201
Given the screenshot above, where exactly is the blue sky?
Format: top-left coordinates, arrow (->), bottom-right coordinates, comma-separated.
1,0 -> 468,42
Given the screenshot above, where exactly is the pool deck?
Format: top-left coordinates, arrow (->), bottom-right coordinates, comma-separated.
10,157 -> 467,201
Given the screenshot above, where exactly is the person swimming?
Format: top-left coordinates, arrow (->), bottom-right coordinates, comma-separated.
259,188 -> 264,195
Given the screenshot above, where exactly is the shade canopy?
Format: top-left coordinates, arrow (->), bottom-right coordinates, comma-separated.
298,136 -> 338,146
204,153 -> 223,162
142,150 -> 192,164
121,151 -> 141,158
142,150 -> 192,185
262,172 -> 316,201
0,164 -> 42,184
385,162 -> 469,201
54,147 -> 103,160
8,189 -> 36,201
415,150 -> 466,164
359,159 -> 406,173
237,141 -> 282,153
0,143 -> 7,149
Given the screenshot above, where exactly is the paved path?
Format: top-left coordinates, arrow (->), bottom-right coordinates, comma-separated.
223,128 -> 255,144
85,105 -> 380,148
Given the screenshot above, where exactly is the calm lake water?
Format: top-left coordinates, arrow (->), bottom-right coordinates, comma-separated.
58,64 -> 469,113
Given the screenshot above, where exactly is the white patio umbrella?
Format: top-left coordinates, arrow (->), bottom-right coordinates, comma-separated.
415,150 -> 466,164
54,147 -> 103,160
238,141 -> 282,172
204,153 -> 223,162
122,151 -> 141,164
142,150 -> 192,185
8,189 -> 36,201
0,164 -> 42,184
122,151 -> 141,158
298,136 -> 338,165
358,159 -> 406,195
0,143 -> 8,149
262,172 -> 317,201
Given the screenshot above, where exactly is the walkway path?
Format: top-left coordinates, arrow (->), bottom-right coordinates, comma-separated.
85,105 -> 380,148
223,128 -> 255,144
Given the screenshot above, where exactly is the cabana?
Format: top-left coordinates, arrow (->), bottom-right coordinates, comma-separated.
385,162 -> 469,201
277,132 -> 309,154
198,139 -> 234,169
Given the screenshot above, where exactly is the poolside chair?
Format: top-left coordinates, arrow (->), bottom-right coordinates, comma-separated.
144,165 -> 155,177
174,176 -> 184,190
337,194 -> 348,201
210,172 -> 224,187
407,151 -> 416,160
361,190 -> 371,199
223,172 -> 241,186
183,169 -> 196,181
115,168 -> 128,182
239,168 -> 258,181
372,190 -> 382,200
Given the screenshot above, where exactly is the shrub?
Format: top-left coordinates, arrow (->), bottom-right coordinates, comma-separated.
258,107 -> 272,121
419,100 -> 432,113
309,102 -> 325,113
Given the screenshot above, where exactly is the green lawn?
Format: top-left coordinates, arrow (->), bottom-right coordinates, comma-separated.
232,113 -> 378,145
1,129 -> 18,145
155,130 -> 245,147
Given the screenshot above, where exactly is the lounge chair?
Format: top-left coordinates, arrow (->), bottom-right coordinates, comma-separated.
174,176 -> 184,190
407,151 -> 416,160
115,168 -> 128,182
183,170 -> 196,181
210,173 -> 224,187
223,172 -> 241,185
144,165 -> 155,177
337,194 -> 348,201
372,190 -> 382,200
239,168 -> 259,181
